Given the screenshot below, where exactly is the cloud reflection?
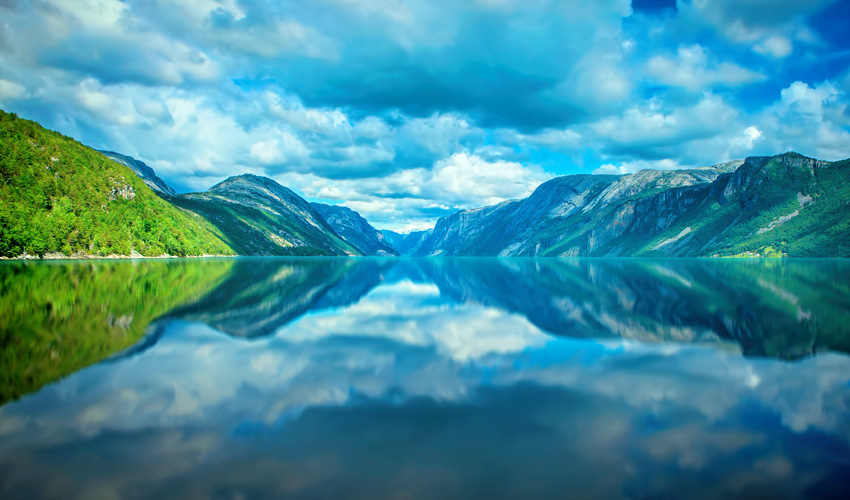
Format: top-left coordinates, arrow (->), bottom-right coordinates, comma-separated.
1,258 -> 849,499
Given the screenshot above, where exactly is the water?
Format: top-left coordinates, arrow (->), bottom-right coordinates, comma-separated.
1,257 -> 850,500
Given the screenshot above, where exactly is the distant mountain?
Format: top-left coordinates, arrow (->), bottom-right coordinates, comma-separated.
311,203 -> 398,256
405,154 -> 850,258
0,110 -> 234,258
381,229 -> 431,255
99,150 -> 176,196
171,174 -> 362,256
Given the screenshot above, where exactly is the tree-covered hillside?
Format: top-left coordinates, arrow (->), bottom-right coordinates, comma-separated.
0,110 -> 234,258
172,174 -> 362,256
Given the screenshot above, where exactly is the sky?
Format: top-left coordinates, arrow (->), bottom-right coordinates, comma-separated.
0,0 -> 849,231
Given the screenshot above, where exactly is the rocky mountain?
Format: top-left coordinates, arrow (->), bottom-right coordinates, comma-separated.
311,203 -> 398,256
0,110 -> 234,258
171,174 -> 362,256
404,154 -> 850,258
381,229 -> 431,255
99,150 -> 176,196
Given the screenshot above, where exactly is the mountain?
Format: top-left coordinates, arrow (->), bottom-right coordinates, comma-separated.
406,154 -> 850,258
311,203 -> 399,256
99,150 -> 176,196
0,110 -> 234,258
170,174 -> 362,256
381,229 -> 431,255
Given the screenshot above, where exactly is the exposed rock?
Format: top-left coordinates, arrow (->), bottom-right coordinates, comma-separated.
99,150 -> 176,196
311,203 -> 398,256
404,153 -> 849,258
108,184 -> 136,201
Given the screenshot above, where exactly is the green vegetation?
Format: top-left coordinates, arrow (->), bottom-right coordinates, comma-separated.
0,259 -> 234,404
523,154 -> 850,258
172,196 -> 354,256
634,156 -> 850,258
171,175 -> 362,256
0,110 -> 235,257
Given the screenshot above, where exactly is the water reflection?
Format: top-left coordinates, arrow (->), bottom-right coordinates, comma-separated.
1,257 -> 849,500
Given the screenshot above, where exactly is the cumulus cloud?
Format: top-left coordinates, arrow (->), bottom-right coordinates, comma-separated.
676,0 -> 836,58
0,0 -> 847,227
755,80 -> 850,160
645,44 -> 766,90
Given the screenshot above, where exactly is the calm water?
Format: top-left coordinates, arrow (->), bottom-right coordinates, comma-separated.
1,258 -> 850,500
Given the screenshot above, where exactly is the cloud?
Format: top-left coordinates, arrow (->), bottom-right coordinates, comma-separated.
676,0 -> 837,58
0,78 -> 26,101
283,152 -> 552,228
591,93 -> 739,156
753,35 -> 793,58
645,44 -> 766,90
0,0 -> 848,227
754,80 -> 850,160
2,262 -> 850,499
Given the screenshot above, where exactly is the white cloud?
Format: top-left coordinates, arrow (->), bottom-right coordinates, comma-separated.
428,152 -> 551,206
676,0 -> 835,59
0,79 -> 27,101
591,93 -> 739,149
753,36 -> 793,58
755,80 -> 850,160
646,44 -> 766,90
249,131 -> 310,164
730,126 -> 763,150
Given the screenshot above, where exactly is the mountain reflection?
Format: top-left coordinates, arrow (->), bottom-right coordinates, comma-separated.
155,257 -> 850,360
1,258 -> 849,500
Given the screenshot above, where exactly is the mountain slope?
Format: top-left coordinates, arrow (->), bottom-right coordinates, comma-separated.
311,203 -> 398,256
381,229 -> 431,255
99,150 -> 176,196
171,174 -> 362,256
0,110 -> 234,258
408,154 -> 850,258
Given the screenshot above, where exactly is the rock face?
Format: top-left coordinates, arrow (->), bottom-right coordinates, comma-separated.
381,229 -> 432,255
172,174 -> 361,256
311,203 -> 399,256
403,153 -> 850,258
99,150 -> 176,196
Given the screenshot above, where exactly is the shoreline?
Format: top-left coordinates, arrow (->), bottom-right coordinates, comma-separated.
0,252 -> 237,261
1,253 -> 844,261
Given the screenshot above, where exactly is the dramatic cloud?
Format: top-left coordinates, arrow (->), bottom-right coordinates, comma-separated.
0,0 -> 848,229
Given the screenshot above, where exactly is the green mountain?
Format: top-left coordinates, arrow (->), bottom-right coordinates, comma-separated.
0,110 -> 234,258
171,174 -> 362,256
407,153 -> 850,258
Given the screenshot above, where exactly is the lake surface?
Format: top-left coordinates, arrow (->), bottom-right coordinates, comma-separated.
1,257 -> 850,500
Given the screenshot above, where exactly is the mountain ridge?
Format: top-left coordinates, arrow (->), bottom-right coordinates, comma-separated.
402,152 -> 849,258
99,150 -> 177,196
171,174 -> 362,256
3,110 -> 848,259
310,203 -> 399,256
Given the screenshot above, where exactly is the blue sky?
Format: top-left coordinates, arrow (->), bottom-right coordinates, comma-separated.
0,0 -> 849,230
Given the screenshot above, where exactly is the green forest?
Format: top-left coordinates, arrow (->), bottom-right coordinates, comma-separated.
0,110 -> 235,258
